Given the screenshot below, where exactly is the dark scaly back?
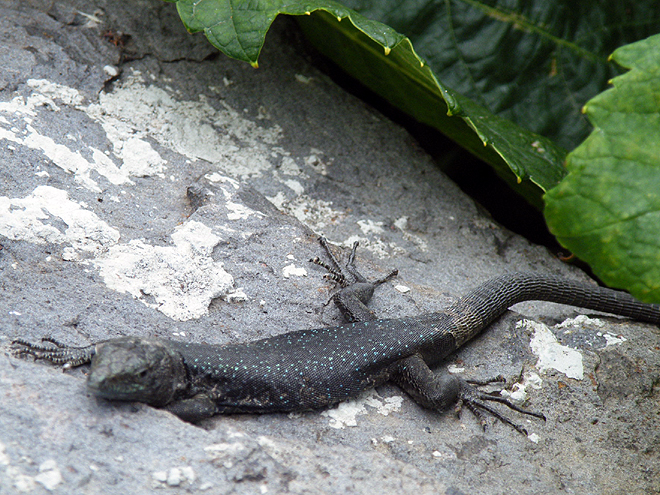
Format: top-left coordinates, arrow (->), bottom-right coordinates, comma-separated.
168,316 -> 444,412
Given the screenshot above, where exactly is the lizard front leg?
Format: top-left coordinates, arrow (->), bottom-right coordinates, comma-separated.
11,338 -> 96,368
310,236 -> 397,322
162,395 -> 219,423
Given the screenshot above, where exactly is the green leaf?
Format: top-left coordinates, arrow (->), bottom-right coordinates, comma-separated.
169,0 -> 311,67
341,1 -> 660,152
544,34 -> 660,302
170,0 -> 570,207
296,10 -> 566,205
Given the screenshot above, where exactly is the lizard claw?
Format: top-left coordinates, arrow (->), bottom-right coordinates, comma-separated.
456,379 -> 545,435
11,338 -> 95,367
310,236 -> 398,323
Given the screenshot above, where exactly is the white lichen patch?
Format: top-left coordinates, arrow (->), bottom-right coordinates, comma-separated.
283,179 -> 305,195
363,394 -> 404,416
6,466 -> 36,492
0,79 -> 166,191
556,315 -> 605,329
527,432 -> 540,444
322,398 -> 367,429
0,442 -> 9,466
432,449 -> 458,461
599,332 -> 627,346
3,457 -> 63,493
206,172 -> 240,189
278,156 -> 302,176
0,186 -> 119,255
1,123 -> 126,192
500,372 -> 543,404
26,78 -> 85,106
447,364 -> 465,374
1,72 -> 290,193
321,391 -> 403,429
204,442 -> 247,469
86,70 -> 282,179
394,216 -> 408,230
357,219 -> 385,235
274,194 -> 345,230
555,315 -> 627,347
152,466 -> 196,487
519,319 -> 584,380
304,149 -> 331,175
34,459 -> 63,491
0,184 -> 246,320
282,264 -> 307,278
224,288 -> 248,303
226,201 -> 262,221
266,191 -> 288,210
94,220 -> 233,321
341,235 -> 404,259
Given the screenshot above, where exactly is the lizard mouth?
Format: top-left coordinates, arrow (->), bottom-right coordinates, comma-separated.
86,371 -> 139,401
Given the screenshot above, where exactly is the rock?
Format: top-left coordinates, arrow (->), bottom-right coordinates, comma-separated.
1,2 -> 658,494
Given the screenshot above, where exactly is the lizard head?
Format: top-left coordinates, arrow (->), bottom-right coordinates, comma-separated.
87,337 -> 187,407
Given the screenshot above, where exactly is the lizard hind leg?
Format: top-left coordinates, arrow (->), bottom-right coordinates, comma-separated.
392,354 -> 544,435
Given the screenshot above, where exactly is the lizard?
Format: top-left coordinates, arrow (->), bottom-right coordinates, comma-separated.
11,237 -> 660,433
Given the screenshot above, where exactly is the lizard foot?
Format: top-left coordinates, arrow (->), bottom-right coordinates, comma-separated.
11,338 -> 95,368
310,236 -> 398,287
310,236 -> 397,322
456,379 -> 545,436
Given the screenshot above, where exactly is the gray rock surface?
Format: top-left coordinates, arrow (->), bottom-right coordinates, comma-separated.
1,1 -> 659,494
